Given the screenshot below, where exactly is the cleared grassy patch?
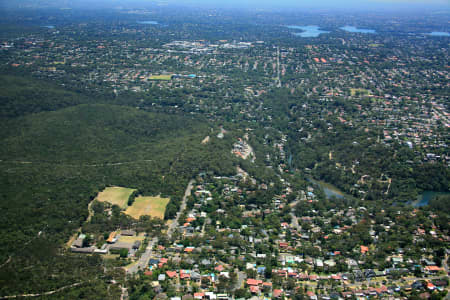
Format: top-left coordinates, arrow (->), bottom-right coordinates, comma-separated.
125,196 -> 170,219
103,254 -> 120,260
123,261 -> 139,271
149,75 -> 172,80
97,187 -> 136,209
350,88 -> 371,97
118,235 -> 145,243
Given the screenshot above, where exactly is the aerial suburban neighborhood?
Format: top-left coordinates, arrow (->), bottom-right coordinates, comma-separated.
0,2 -> 448,300
64,131 -> 449,298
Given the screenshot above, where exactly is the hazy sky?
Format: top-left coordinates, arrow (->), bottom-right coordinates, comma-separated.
2,0 -> 449,10
180,0 -> 450,9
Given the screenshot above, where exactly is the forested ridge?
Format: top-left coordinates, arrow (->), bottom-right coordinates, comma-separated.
0,75 -> 236,298
0,75 -> 92,118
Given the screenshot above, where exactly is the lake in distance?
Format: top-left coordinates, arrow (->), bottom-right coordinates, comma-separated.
413,191 -> 450,207
137,21 -> 158,25
340,26 -> 376,33
287,25 -> 330,38
427,32 -> 450,37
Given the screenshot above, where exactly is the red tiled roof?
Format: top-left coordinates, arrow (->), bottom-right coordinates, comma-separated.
180,270 -> 191,279
215,265 -> 224,272
273,289 -> 283,297
247,278 -> 263,286
166,271 -> 177,278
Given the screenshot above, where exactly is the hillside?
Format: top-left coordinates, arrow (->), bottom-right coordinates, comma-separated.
0,97 -> 235,298
0,75 -> 92,118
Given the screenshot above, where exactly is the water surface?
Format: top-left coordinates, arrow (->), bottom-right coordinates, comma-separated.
427,32 -> 450,37
340,26 -> 376,34
287,25 -> 330,38
413,191 -> 450,207
137,21 -> 158,25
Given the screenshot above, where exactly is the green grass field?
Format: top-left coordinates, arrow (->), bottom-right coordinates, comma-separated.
125,196 -> 170,219
149,75 -> 172,80
118,235 -> 145,243
350,88 -> 371,97
97,187 -> 136,209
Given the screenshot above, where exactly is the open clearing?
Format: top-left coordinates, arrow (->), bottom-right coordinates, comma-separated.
97,187 -> 136,209
118,235 -> 145,243
125,196 -> 170,219
350,88 -> 371,97
149,75 -> 172,80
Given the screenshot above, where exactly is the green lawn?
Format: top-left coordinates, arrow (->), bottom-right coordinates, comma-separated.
97,187 -> 136,209
149,75 -> 172,80
351,88 -> 371,97
125,196 -> 170,219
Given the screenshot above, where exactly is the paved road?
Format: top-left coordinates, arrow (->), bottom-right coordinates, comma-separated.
290,212 -> 301,231
120,285 -> 128,300
127,237 -> 158,274
289,200 -> 301,231
443,253 -> 450,300
200,217 -> 210,237
276,46 -> 281,88
233,269 -> 246,291
127,179 -> 194,274
167,179 -> 195,239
